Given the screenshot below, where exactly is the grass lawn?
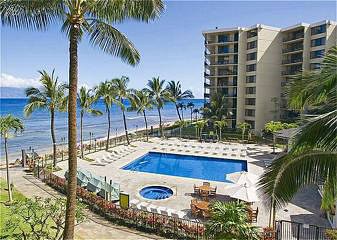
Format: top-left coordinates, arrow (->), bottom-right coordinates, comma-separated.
0,178 -> 26,237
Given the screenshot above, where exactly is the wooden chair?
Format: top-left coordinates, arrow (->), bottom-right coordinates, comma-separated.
200,190 -> 209,200
210,186 -> 217,197
193,184 -> 200,195
203,182 -> 210,186
251,207 -> 258,223
191,203 -> 200,217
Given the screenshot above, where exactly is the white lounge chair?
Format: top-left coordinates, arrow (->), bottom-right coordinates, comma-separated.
137,202 -> 149,211
157,206 -> 167,215
171,210 -> 185,219
148,204 -> 159,213
130,199 -> 139,208
95,158 -> 106,165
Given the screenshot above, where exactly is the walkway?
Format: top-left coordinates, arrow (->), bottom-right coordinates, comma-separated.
1,167 -> 163,240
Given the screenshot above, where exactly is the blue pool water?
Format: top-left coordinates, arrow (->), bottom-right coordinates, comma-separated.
139,186 -> 173,200
122,152 -> 247,182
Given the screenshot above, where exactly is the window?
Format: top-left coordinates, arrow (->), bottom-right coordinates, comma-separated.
311,24 -> 326,35
218,34 -> 229,43
246,64 -> 256,72
246,75 -> 256,83
245,98 -> 256,105
247,30 -> 258,38
247,41 -> 257,50
311,37 -> 326,47
310,63 -> 321,70
246,87 -> 256,94
245,120 -> 255,129
247,52 -> 257,61
245,109 -> 255,117
310,49 -> 325,59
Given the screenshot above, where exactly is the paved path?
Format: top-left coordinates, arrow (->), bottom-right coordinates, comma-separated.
1,167 -> 164,240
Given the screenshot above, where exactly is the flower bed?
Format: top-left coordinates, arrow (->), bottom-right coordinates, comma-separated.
43,172 -> 205,239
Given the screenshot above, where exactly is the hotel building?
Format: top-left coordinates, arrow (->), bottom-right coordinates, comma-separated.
203,20 -> 337,133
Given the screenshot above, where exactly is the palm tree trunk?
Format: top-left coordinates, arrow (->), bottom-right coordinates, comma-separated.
143,110 -> 149,142
175,104 -> 181,121
190,109 -> 193,123
106,107 -> 111,151
5,137 -> 12,202
122,107 -> 130,145
80,111 -> 83,159
51,108 -> 57,167
64,25 -> 79,240
158,107 -> 163,137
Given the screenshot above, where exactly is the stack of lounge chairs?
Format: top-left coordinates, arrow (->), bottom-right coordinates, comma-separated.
65,168 -> 120,201
129,199 -> 186,219
94,145 -> 137,165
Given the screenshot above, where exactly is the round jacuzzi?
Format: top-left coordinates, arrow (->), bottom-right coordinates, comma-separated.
139,186 -> 173,200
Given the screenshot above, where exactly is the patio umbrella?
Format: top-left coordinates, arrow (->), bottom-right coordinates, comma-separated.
226,171 -> 259,186
225,183 -> 259,203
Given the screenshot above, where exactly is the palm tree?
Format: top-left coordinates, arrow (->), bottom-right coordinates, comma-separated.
95,81 -> 115,151
258,46 -> 337,227
0,115 -> 24,202
128,89 -> 153,142
194,120 -> 207,141
187,102 -> 194,123
166,80 -> 194,120
147,77 -> 168,138
214,119 -> 227,142
24,70 -> 67,167
111,76 -> 132,145
177,102 -> 186,121
1,1 -> 164,236
206,201 -> 260,240
237,122 -> 251,141
193,108 -> 200,121
78,87 -> 103,159
202,93 -> 227,122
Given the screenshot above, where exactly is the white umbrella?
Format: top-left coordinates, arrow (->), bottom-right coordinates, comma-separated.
225,183 -> 260,203
226,171 -> 259,186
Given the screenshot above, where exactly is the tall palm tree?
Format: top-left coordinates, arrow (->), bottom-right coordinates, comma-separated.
95,81 -> 115,151
187,102 -> 194,122
111,76 -> 131,145
177,102 -> 186,121
166,80 -> 194,120
78,86 -> 102,159
24,70 -> 67,167
202,93 -> 227,122
258,46 -> 337,227
147,77 -> 168,138
0,115 -> 24,202
128,89 -> 153,142
1,1 -> 164,237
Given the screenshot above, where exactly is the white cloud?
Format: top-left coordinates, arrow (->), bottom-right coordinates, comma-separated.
0,73 -> 41,88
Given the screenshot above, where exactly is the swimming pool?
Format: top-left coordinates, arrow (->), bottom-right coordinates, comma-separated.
121,152 -> 247,182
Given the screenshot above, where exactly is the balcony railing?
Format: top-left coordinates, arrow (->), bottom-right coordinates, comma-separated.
283,33 -> 304,42
218,48 -> 236,54
204,82 -> 210,88
205,60 -> 238,66
281,70 -> 300,76
204,72 -> 238,77
204,93 -> 210,98
205,38 -> 237,44
282,58 -> 303,64
282,45 -> 303,53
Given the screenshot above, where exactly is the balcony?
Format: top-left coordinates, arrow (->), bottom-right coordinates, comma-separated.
204,93 -> 210,98
205,60 -> 238,66
282,58 -> 303,65
223,93 -> 237,98
204,72 -> 238,78
205,38 -> 237,45
204,82 -> 210,88
282,45 -> 303,54
281,70 -> 300,76
283,33 -> 304,42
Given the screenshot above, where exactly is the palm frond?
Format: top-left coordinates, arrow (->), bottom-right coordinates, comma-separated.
258,151 -> 337,210
23,99 -> 47,117
87,19 -> 139,66
0,115 -> 24,136
0,0 -> 65,31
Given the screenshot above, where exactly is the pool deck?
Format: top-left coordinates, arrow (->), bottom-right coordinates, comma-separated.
55,137 -> 330,228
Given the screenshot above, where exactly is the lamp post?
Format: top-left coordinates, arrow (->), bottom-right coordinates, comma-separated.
94,138 -> 97,152
115,128 -> 118,146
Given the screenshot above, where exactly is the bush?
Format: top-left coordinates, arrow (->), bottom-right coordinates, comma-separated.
4,197 -> 85,240
326,229 -> 337,240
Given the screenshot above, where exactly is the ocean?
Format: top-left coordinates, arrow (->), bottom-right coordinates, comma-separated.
0,98 -> 204,162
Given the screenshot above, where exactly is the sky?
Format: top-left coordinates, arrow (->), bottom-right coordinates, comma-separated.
1,1 -> 336,98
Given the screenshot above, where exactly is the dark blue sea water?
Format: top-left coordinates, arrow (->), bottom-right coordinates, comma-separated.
0,98 -> 204,161
122,152 -> 247,182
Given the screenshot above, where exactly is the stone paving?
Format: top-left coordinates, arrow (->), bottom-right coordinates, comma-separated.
1,168 -> 163,240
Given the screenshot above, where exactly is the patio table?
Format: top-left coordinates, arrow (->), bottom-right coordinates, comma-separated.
194,200 -> 210,211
